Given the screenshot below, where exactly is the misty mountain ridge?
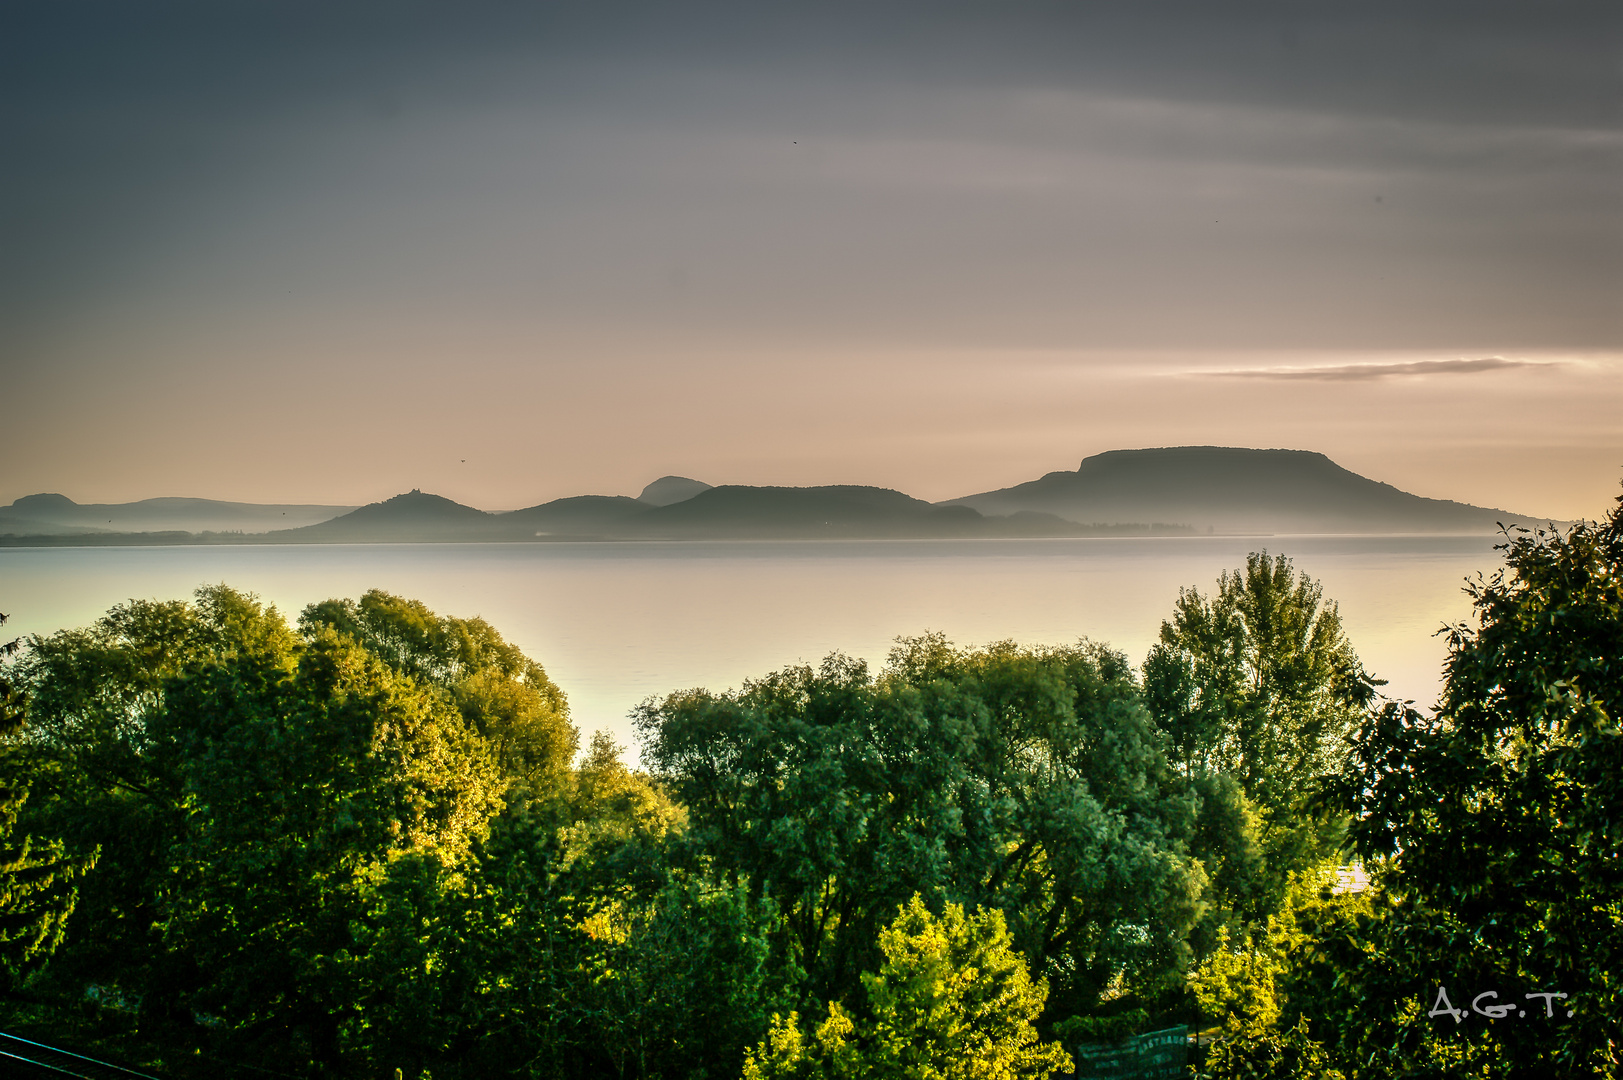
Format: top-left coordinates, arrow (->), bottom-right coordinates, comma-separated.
2,448 -> 1552,544
288,484 -> 1126,542
614,484 -> 986,539
0,492 -> 359,535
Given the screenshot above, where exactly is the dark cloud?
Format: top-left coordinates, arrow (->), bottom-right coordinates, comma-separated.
1200,357 -> 1559,381
5,2 -> 1618,123
4,1 -> 1618,349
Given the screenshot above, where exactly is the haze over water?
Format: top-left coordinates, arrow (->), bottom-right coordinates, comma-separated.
0,535 -> 1502,757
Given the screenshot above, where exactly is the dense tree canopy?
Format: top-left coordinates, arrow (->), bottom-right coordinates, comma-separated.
301,590 -> 575,793
1195,493 -> 1623,1079
3,586 -> 796,1079
10,587 -> 507,1070
744,896 -> 1072,1080
1319,496 -> 1623,1077
636,635 -> 1204,1019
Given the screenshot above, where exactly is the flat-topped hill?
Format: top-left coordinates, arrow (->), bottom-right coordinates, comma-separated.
944,447 -> 1528,534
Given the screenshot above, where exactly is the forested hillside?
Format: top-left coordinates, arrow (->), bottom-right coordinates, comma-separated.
1,490 -> 1619,1078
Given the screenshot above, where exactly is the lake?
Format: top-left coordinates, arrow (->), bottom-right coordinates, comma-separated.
0,536 -> 1504,757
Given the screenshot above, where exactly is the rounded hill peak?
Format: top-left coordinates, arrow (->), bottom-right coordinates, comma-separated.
11,493 -> 79,510
637,476 -> 713,507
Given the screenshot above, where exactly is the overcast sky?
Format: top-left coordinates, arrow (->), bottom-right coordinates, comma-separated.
3,0 -> 1619,519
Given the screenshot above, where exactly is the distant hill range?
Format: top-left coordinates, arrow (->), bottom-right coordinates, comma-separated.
0,492 -> 358,536
0,449 -> 1551,545
272,485 -> 1139,543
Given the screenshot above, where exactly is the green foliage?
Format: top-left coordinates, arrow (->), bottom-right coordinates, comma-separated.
4,585 -> 811,1077
302,590 -> 576,791
636,636 -> 1204,1017
1181,774 -> 1270,940
8,588 -> 515,1072
743,896 -> 1072,1080
1051,1007 -> 1149,1044
1144,553 -> 1371,943
1315,494 -> 1623,1077
1144,551 -> 1372,810
1188,868 -> 1379,1080
574,878 -> 786,1079
1196,1016 -> 1345,1080
1188,867 -> 1370,1034
0,607 -> 97,988
1251,888 -> 1508,1080
0,782 -> 95,989
0,607 -> 23,732
558,730 -> 687,873
1190,924 -> 1287,1034
301,713 -> 778,1080
155,627 -> 504,1066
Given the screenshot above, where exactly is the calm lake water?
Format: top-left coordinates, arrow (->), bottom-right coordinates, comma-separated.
0,536 -> 1503,758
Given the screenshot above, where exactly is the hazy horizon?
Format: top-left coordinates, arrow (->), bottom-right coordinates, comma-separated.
0,441 -> 1592,523
4,2 -> 1619,519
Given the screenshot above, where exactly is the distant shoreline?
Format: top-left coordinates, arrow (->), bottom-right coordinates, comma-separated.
2,448 -> 1564,544
0,529 -> 1525,550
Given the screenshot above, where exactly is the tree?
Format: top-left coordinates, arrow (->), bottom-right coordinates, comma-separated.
0,608 -> 21,725
350,721 -> 791,1080
0,608 -> 95,989
636,637 -> 1203,1019
1143,553 -> 1374,931
1317,493 -> 1623,1077
301,590 -> 576,794
570,877 -> 786,1080
1187,865 -> 1370,1072
9,590 -> 249,1040
743,895 -> 1072,1080
1144,551 -> 1372,813
154,625 -> 505,1069
10,587 -> 511,1073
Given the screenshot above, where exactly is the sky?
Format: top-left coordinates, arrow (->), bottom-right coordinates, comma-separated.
3,0 -> 1620,520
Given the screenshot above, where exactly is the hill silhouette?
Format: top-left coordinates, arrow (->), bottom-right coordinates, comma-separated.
629,485 -> 985,538
636,476 -> 713,506
944,447 -> 1528,533
275,490 -> 496,542
0,493 -> 355,534
505,495 -> 652,537
2,451 -> 1544,545
271,484 -> 1149,542
502,485 -> 1124,540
